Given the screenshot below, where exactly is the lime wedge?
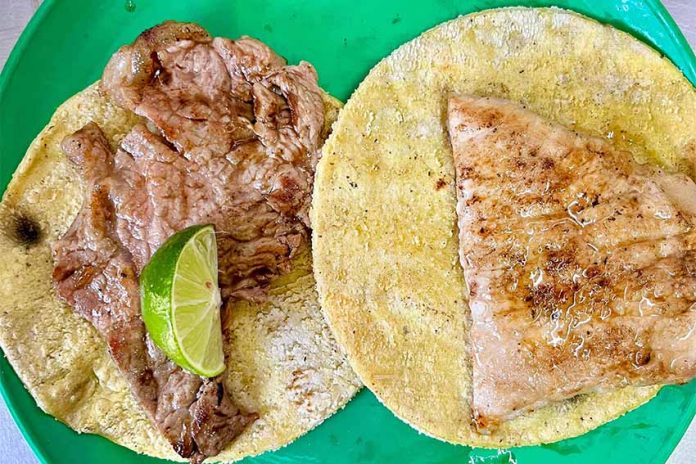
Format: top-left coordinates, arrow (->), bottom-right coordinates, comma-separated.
140,224 -> 225,377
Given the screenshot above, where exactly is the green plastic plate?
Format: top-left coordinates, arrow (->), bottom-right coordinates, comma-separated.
0,1 -> 694,463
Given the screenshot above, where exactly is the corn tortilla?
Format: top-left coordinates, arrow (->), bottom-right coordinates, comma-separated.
0,83 -> 361,461
312,7 -> 696,447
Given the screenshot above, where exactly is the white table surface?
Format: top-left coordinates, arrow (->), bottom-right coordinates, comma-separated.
0,0 -> 694,463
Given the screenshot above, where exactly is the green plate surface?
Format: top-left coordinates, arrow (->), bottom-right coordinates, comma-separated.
0,1 -> 694,463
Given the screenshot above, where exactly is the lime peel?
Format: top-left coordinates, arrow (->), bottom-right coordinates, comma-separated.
141,224 -> 225,378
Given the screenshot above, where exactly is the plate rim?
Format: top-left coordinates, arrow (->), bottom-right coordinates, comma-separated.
0,1 -> 693,463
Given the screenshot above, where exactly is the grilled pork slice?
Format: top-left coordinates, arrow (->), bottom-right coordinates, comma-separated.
52,124 -> 255,462
448,95 -> 696,430
101,21 -> 326,301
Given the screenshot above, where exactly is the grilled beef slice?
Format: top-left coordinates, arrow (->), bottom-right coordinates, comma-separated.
53,21 -> 327,462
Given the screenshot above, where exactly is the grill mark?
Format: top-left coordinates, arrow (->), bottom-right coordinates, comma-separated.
463,218 -> 696,273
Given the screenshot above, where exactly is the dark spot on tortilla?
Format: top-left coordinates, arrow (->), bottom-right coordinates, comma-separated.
435,178 -> 446,190
7,212 -> 42,247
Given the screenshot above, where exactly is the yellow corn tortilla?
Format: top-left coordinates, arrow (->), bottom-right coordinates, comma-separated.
0,83 -> 360,461
312,7 -> 696,447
